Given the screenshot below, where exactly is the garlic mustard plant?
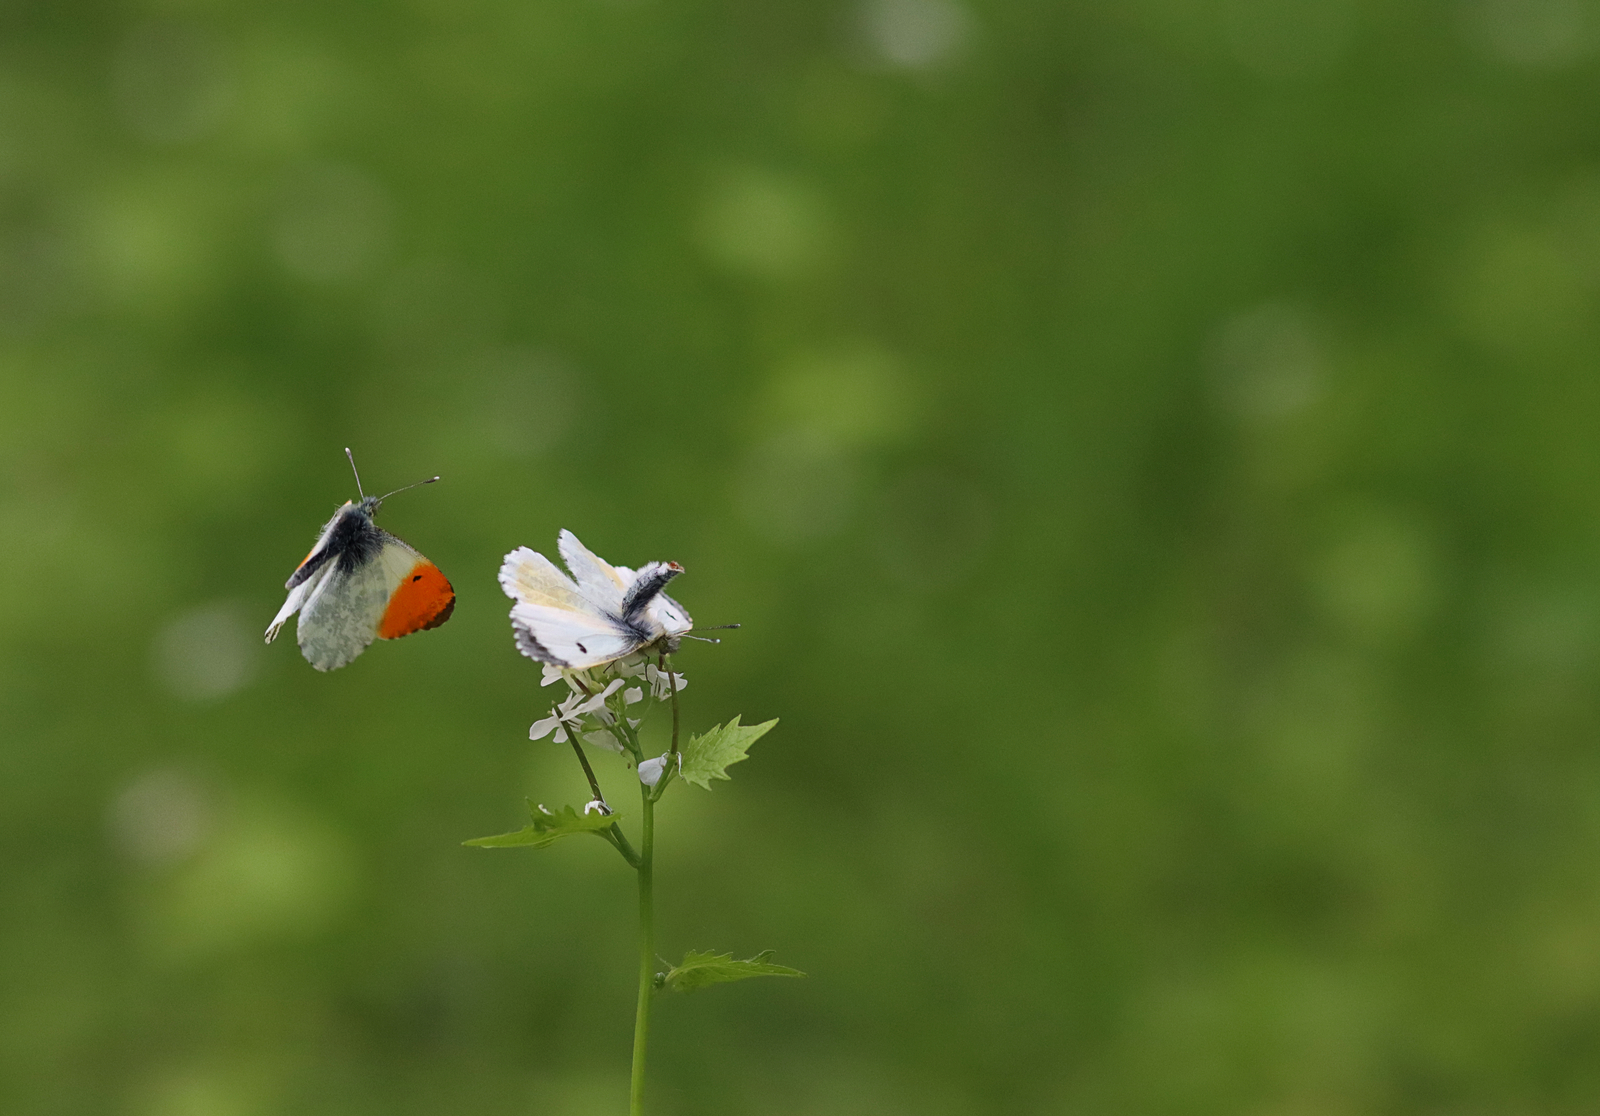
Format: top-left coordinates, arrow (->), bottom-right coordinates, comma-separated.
469,532 -> 798,1115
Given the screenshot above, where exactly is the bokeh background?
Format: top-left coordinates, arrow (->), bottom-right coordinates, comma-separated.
6,0 -> 1600,1113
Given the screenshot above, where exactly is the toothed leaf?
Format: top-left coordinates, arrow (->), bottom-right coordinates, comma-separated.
660,949 -> 804,992
464,803 -> 619,848
680,717 -> 777,789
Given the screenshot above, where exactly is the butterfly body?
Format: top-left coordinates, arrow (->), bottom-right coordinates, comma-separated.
268,492 -> 455,671
499,530 -> 691,670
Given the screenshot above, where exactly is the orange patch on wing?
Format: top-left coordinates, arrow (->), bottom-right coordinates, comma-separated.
379,561 -> 456,640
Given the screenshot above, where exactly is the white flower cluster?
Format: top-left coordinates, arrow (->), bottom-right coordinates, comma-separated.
528,654 -> 688,751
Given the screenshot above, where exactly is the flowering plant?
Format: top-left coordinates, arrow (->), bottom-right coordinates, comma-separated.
468,532 -> 797,1115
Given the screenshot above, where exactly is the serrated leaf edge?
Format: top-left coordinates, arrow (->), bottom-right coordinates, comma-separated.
680,716 -> 778,790
462,804 -> 620,848
660,948 -> 805,992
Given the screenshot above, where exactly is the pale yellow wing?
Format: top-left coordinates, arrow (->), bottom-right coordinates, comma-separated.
498,546 -> 591,611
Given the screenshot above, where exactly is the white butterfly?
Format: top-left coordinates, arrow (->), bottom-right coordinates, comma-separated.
498,530 -> 693,670
266,452 -> 454,672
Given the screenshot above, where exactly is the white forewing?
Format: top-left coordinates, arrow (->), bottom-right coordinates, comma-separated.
650,592 -> 693,636
557,529 -> 628,609
501,532 -> 690,670
265,564 -> 332,642
502,541 -> 633,668
267,499 -> 360,646
499,546 -> 593,612
295,538 -> 416,671
508,602 -> 638,669
375,534 -> 424,584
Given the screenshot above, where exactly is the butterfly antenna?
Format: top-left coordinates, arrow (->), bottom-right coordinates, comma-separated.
681,623 -> 739,645
345,448 -> 366,499
375,475 -> 442,502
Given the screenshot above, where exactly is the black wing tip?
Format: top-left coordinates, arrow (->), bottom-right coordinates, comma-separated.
513,621 -> 570,668
421,594 -> 456,632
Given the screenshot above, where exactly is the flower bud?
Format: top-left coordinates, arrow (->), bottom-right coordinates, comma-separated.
638,756 -> 668,787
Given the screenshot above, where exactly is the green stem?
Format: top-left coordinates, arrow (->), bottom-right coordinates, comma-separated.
647,655 -> 683,802
629,786 -> 655,1116
567,735 -> 608,812
632,653 -> 685,1110
663,653 -> 681,761
604,821 -> 641,870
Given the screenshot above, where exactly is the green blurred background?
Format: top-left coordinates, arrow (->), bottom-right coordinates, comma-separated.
6,0 -> 1600,1112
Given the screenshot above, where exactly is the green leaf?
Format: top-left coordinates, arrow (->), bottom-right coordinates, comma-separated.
660,949 -> 804,993
464,803 -> 619,849
679,716 -> 777,789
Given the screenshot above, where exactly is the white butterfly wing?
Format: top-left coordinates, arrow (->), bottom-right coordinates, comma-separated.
266,564 -> 331,642
294,557 -> 391,671
500,535 -> 693,670
296,536 -> 444,671
558,529 -> 629,609
508,602 -> 640,669
501,543 -> 643,668
650,592 -> 693,637
266,500 -> 357,646
498,546 -> 591,611
376,536 -> 420,583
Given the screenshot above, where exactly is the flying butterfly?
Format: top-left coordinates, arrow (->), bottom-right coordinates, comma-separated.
266,449 -> 456,671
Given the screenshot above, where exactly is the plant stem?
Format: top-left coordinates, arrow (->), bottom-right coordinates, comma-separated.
567,736 -> 609,812
603,821 -> 641,869
662,652 -> 681,761
629,786 -> 655,1116
632,653 -> 681,1113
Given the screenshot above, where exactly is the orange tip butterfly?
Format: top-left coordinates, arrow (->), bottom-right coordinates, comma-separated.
266,449 -> 456,671
498,530 -> 693,670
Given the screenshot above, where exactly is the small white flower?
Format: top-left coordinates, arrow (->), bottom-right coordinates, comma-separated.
646,664 -> 688,701
638,755 -> 667,787
573,677 -> 626,716
615,655 -> 648,679
623,686 -> 644,705
540,663 -> 566,688
582,730 -> 625,754
638,751 -> 681,787
582,798 -> 611,816
530,679 -> 624,744
529,697 -> 577,741
562,670 -> 595,696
